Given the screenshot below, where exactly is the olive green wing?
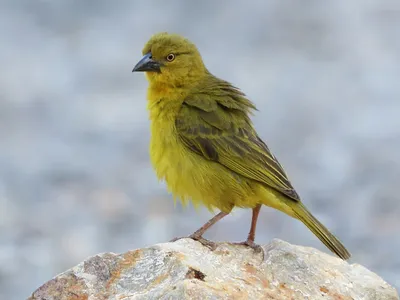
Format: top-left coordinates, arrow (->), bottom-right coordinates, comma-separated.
176,92 -> 300,201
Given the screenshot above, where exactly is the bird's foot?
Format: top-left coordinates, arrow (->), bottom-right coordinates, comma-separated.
170,234 -> 218,250
233,240 -> 264,255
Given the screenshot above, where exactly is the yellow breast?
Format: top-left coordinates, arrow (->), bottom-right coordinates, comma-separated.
148,98 -> 200,205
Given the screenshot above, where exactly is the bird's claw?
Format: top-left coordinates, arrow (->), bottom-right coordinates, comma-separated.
233,240 -> 264,254
233,240 -> 265,261
170,235 -> 218,250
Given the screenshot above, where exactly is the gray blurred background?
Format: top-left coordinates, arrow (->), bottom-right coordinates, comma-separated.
0,0 -> 399,298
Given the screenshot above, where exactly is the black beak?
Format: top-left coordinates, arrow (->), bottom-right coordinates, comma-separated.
132,52 -> 161,72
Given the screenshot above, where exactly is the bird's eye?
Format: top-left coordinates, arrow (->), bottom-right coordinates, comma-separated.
166,53 -> 175,62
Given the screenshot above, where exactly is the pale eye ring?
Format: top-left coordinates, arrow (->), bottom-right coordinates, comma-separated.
166,53 -> 175,62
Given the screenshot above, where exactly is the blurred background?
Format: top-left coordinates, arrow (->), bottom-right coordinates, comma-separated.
0,0 -> 399,298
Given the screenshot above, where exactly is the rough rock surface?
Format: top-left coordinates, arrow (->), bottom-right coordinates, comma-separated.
29,239 -> 398,300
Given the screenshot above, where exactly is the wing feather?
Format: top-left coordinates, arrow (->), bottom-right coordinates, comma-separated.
176,83 -> 300,201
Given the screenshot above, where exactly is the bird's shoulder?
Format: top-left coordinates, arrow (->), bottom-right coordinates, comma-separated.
183,76 -> 256,114
177,76 -> 255,133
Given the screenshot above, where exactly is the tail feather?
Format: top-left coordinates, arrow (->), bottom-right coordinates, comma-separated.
290,202 -> 351,260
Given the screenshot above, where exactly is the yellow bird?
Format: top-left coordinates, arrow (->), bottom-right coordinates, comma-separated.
132,32 -> 350,260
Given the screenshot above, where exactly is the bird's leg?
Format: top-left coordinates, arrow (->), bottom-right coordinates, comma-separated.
189,211 -> 229,239
246,204 -> 262,246
171,211 -> 229,250
233,204 -> 263,253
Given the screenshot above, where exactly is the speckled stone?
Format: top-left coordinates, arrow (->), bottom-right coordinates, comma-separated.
29,239 -> 398,300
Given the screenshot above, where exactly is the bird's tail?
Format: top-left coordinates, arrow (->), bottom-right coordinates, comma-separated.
288,201 -> 351,260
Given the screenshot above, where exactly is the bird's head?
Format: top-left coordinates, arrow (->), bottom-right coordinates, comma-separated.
132,32 -> 206,87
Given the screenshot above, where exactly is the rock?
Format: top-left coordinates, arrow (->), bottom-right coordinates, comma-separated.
29,239 -> 398,300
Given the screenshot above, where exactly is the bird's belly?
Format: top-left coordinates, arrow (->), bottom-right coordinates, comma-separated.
150,130 -> 261,212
